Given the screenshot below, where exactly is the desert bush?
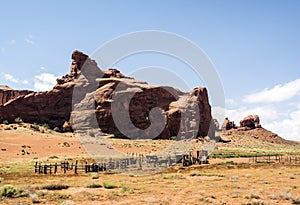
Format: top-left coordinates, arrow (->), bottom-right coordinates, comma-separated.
292,196 -> 300,204
86,183 -> 102,188
121,186 -> 134,194
42,123 -> 50,129
4,127 -> 11,130
0,177 -> 3,183
163,174 -> 176,179
29,193 -> 39,203
280,190 -> 293,200
2,120 -> 9,125
60,200 -> 75,205
53,127 -> 60,132
42,184 -> 69,190
63,142 -> 70,147
245,193 -> 260,199
231,175 -> 239,182
89,131 -> 95,137
103,181 -> 120,189
48,156 -> 59,159
30,123 -> 40,132
14,117 -> 23,124
90,172 -> 99,179
0,184 -> 18,197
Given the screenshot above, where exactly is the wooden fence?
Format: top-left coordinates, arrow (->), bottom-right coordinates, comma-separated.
34,150 -> 209,175
249,155 -> 300,163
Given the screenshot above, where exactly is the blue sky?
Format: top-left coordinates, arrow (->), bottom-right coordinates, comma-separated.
0,0 -> 300,140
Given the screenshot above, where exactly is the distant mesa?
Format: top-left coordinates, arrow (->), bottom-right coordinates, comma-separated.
0,50 -> 215,140
221,115 -> 290,144
222,115 -> 261,132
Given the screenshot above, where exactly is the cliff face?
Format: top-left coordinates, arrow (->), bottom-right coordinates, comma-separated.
0,89 -> 33,106
0,50 -> 214,139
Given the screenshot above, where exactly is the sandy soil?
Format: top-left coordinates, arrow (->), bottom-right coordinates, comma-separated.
0,124 -> 87,163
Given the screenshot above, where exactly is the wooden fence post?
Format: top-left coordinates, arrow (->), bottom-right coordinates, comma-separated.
54,163 -> 57,174
74,160 -> 78,174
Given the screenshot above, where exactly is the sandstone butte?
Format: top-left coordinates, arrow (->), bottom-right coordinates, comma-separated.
0,50 -> 215,140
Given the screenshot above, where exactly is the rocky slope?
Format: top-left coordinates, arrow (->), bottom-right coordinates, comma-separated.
0,51 -> 214,139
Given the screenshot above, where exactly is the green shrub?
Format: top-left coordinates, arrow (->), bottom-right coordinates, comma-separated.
48,156 -> 59,159
102,181 -> 120,189
14,117 -> 23,124
163,174 -> 176,179
2,120 -> 9,125
89,131 -> 95,137
86,183 -> 102,188
0,185 -> 18,197
53,127 -> 60,132
121,186 -> 134,193
42,123 -> 50,129
30,123 -> 40,132
90,172 -> 99,179
42,184 -> 69,190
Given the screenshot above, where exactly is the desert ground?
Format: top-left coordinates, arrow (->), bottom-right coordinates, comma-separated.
0,123 -> 300,205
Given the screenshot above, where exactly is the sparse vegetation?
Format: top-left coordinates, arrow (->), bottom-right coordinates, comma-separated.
90,172 -> 99,179
63,142 -> 70,147
292,196 -> 300,204
42,184 -> 69,190
103,181 -> 120,189
48,156 -> 59,159
86,183 -> 102,188
2,120 -> 9,125
0,184 -> 18,198
53,127 -> 60,132
30,123 -> 40,132
14,117 -> 23,124
89,131 -> 95,137
121,186 -> 134,194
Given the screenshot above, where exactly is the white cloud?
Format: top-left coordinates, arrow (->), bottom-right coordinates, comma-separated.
3,73 -> 30,85
264,104 -> 300,141
34,73 -> 57,91
22,80 -> 29,85
25,34 -> 35,45
243,78 -> 300,103
4,73 -> 19,83
225,98 -> 237,107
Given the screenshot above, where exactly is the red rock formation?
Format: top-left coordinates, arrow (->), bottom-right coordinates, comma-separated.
240,115 -> 261,129
0,50 -> 215,139
221,117 -> 237,131
0,88 -> 33,106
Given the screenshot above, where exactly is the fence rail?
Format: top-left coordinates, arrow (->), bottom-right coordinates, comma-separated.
34,150 -> 209,175
248,155 -> 300,163
35,153 -> 300,175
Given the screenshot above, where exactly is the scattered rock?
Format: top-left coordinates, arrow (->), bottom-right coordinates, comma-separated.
222,117 -> 237,131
